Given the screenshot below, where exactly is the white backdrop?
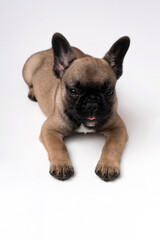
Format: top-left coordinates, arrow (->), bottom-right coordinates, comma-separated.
1,0 -> 160,239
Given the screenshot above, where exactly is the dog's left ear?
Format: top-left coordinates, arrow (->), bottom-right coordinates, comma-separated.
52,33 -> 76,78
104,36 -> 130,79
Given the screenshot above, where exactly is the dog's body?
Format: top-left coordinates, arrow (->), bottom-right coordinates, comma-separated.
23,33 -> 130,181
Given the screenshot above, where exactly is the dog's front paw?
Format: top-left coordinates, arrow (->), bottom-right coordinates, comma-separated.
95,163 -> 120,182
49,164 -> 74,181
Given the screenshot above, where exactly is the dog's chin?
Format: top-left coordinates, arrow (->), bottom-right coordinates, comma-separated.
83,113 -> 112,128
83,119 -> 98,128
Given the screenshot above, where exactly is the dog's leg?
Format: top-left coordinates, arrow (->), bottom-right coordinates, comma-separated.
23,54 -> 40,102
28,86 -> 37,102
40,120 -> 74,180
95,117 -> 128,181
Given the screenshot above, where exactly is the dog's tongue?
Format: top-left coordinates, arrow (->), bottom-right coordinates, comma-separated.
87,117 -> 96,121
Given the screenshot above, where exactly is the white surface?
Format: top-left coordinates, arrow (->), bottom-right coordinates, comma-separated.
1,0 -> 160,239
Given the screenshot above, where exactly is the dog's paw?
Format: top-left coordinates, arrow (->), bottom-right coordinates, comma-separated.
95,163 -> 120,182
49,164 -> 74,181
28,87 -> 37,102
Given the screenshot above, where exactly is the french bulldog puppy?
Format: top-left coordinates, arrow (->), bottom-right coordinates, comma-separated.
23,33 -> 130,181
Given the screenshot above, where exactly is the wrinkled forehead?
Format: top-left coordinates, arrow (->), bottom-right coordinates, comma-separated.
63,57 -> 116,87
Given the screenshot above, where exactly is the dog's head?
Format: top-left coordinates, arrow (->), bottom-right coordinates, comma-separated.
52,33 -> 130,128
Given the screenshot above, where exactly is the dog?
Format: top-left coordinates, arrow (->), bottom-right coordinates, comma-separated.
23,33 -> 130,181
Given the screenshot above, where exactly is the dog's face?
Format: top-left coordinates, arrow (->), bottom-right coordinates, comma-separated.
52,33 -> 130,128
62,58 -> 116,127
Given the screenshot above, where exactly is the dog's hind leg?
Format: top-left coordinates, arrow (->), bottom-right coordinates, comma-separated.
28,86 -> 37,102
22,53 -> 43,102
23,61 -> 37,101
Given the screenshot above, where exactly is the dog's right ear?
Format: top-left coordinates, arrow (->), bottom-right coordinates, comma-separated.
52,33 -> 76,78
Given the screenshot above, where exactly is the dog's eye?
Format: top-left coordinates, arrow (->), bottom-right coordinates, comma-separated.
68,88 -> 78,96
105,89 -> 114,96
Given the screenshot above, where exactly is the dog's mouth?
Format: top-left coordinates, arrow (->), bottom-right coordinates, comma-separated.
84,117 -> 97,127
67,107 -> 111,127
87,117 -> 96,121
84,113 -> 111,127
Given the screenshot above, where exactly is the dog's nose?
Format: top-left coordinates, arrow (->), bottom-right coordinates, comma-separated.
86,102 -> 98,112
88,94 -> 100,101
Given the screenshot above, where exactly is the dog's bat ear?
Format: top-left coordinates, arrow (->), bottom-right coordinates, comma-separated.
104,36 -> 130,79
52,33 -> 76,78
